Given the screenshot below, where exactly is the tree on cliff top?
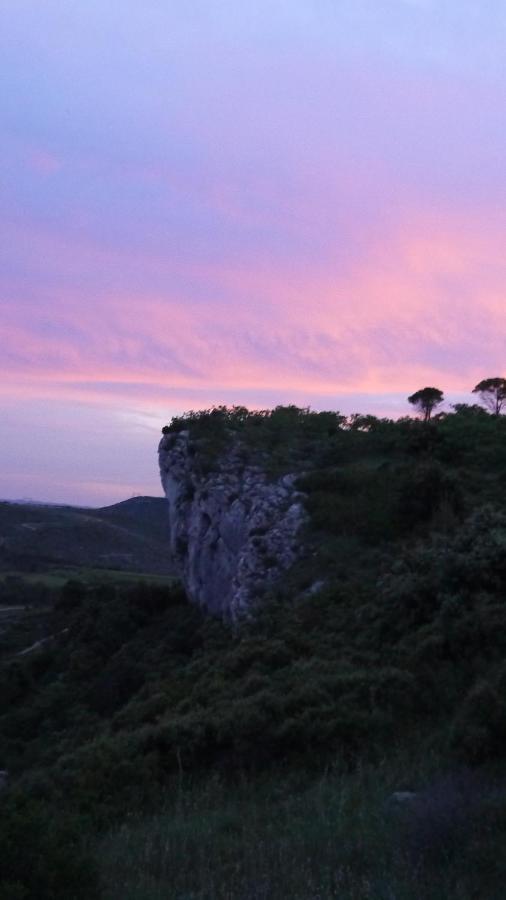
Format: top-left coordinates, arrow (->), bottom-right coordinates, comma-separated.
472,378 -> 506,416
407,387 -> 444,422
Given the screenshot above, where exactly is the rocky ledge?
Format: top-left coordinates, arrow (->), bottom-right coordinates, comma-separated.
158,431 -> 306,619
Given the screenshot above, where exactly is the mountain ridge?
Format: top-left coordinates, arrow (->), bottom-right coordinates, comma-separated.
0,496 -> 172,575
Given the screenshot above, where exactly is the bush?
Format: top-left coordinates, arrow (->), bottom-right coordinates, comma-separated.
0,797 -> 98,899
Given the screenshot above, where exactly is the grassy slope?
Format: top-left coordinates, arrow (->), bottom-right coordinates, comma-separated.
2,406 -> 506,898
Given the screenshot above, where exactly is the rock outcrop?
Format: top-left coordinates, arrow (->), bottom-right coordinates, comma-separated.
158,431 -> 306,619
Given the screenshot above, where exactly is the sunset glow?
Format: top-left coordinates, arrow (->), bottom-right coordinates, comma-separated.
1,1 -> 505,504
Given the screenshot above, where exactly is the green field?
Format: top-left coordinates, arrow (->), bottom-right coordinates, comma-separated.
0,567 -> 178,589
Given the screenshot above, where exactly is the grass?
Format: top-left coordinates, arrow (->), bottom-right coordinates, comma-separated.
98,753 -> 506,900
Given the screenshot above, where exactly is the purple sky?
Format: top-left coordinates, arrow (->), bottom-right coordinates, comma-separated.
1,1 -> 505,505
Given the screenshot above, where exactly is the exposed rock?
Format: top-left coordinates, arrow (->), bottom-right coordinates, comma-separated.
304,579 -> 326,597
158,431 -> 306,619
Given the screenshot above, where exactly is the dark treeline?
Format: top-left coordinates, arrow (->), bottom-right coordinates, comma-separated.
163,377 -> 506,443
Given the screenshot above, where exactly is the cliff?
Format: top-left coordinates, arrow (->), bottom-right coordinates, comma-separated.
158,431 -> 306,618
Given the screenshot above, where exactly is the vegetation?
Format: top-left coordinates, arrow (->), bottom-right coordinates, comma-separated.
2,401 -> 506,897
472,377 -> 506,416
407,387 -> 444,421
99,766 -> 506,900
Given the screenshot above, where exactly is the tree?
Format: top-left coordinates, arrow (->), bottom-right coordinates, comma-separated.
347,413 -> 381,432
472,378 -> 506,416
407,387 -> 444,422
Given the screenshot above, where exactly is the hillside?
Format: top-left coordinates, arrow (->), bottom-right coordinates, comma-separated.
0,496 -> 173,576
2,405 -> 506,899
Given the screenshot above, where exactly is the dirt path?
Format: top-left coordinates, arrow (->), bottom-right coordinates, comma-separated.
16,628 -> 68,657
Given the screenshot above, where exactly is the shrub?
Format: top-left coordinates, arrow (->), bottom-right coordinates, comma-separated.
0,798 -> 98,899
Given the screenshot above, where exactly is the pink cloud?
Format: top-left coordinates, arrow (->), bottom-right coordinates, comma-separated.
1,204 -> 505,414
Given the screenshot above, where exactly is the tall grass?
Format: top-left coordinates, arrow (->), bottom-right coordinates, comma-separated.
98,754 -> 506,899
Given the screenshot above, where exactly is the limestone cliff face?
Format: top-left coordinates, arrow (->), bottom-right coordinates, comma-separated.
158,431 -> 306,619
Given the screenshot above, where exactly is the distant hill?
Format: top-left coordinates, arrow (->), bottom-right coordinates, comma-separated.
0,496 -> 173,575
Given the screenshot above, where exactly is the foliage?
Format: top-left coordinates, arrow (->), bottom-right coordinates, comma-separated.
472,377 -> 506,416
407,387 -> 444,421
2,404 -> 506,895
99,764 -> 506,900
2,504 -> 506,815
0,795 -> 98,899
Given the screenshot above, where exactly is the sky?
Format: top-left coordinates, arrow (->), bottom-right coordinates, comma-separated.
1,1 -> 505,505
